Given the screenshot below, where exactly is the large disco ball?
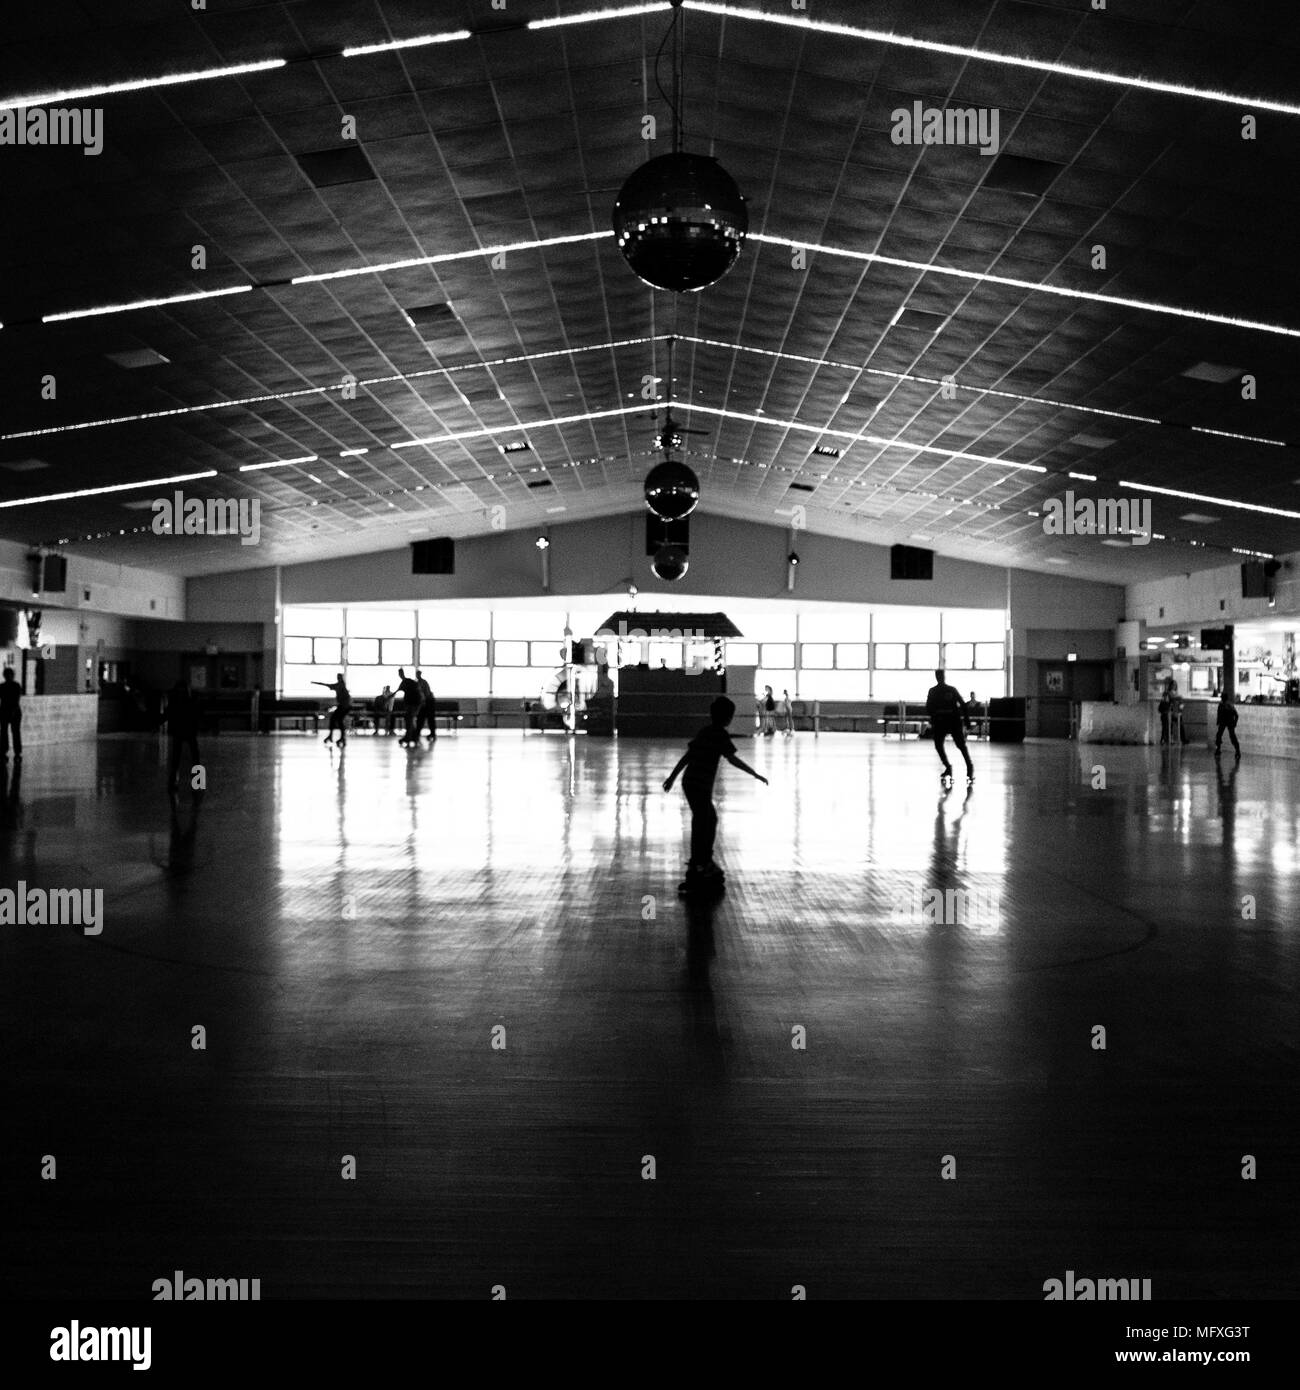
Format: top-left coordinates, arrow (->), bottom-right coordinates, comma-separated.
612,152 -> 748,292
644,459 -> 700,521
651,544 -> 689,583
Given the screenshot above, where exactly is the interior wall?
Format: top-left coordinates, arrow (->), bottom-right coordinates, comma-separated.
1125,551 -> 1300,627
0,540 -> 184,619
181,514 -> 1125,696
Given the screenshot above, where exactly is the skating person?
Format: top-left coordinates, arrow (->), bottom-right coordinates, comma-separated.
663,695 -> 768,893
376,684 -> 397,735
1215,691 -> 1241,758
395,668 -> 420,745
1158,690 -> 1171,744
312,672 -> 351,745
925,668 -> 974,785
779,688 -> 794,736
761,684 -> 777,737
415,669 -> 436,740
162,678 -> 201,793
0,667 -> 22,761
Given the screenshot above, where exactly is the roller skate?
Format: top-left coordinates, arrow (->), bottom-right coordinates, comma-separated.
677,860 -> 726,899
939,768 -> 954,788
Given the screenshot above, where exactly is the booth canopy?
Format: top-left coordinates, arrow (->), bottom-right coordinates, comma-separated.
596,611 -> 744,639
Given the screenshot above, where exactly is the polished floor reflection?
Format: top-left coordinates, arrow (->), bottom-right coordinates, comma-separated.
3,731 -> 1296,1299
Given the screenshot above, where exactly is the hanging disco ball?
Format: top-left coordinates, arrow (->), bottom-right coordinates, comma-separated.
651,544 -> 689,583
644,458 -> 700,521
612,152 -> 748,292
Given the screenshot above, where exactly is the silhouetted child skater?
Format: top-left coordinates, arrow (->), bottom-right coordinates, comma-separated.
312,672 -> 351,745
663,695 -> 767,894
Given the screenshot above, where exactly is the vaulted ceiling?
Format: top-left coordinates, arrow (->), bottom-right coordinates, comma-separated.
2,0 -> 1299,582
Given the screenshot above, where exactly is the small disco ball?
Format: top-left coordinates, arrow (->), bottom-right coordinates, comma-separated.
651,544 -> 689,583
644,459 -> 700,521
612,152 -> 748,292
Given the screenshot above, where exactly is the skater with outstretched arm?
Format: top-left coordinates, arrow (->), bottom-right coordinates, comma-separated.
663,695 -> 767,895
312,672 -> 351,746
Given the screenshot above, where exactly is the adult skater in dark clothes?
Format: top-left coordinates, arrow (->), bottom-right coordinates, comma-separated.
415,669 -> 436,740
395,668 -> 420,745
1,667 -> 22,761
162,679 -> 201,793
312,672 -> 351,745
925,668 -> 974,785
1215,691 -> 1241,757
663,695 -> 767,894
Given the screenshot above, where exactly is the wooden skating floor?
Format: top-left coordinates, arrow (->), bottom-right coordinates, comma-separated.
3,730 -> 1296,1299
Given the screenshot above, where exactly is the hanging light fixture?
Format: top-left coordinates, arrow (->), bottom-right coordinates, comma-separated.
612,0 -> 748,292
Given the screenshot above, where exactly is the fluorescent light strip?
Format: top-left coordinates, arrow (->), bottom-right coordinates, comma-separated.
1190,425 -> 1286,447
1068,472 -> 1098,482
529,4 -> 671,29
342,30 -> 471,57
684,3 -> 1300,117
238,456 -> 319,472
0,60 -> 286,114
751,234 -> 1300,340
42,284 -> 254,324
291,231 -> 611,285
1118,480 -> 1300,521
0,470 -> 217,510
0,337 -> 657,442
393,405 -> 645,449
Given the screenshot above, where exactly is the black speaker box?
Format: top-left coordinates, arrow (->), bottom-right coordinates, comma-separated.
890,544 -> 933,580
43,555 -> 67,592
412,537 -> 455,574
1240,562 -> 1267,599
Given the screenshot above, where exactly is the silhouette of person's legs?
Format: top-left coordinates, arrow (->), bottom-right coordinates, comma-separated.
11,714 -> 18,759
950,723 -> 975,777
683,781 -> 718,868
933,725 -> 953,775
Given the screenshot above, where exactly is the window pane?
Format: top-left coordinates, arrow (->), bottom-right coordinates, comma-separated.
873,609 -> 939,642
874,643 -> 906,669
975,642 -> 1005,669
908,643 -> 940,669
943,642 -> 973,669
942,609 -> 1005,642
284,607 -> 343,637
380,639 -> 413,666
284,664 -> 342,697
348,609 -> 414,639
455,640 -> 488,666
800,643 -> 834,669
494,641 -> 529,667
418,608 -> 490,639
836,643 -> 869,669
799,670 -> 867,701
492,667 -> 545,700
531,641 -> 565,667
872,669 -> 927,701
799,611 -> 866,643
738,612 -> 796,643
347,637 -> 379,665
431,665 -> 490,698
312,637 -> 341,666
284,637 -> 312,664
762,643 -> 794,667
493,610 -> 565,641
419,639 -> 453,665
344,668 -> 385,697
726,642 -> 759,666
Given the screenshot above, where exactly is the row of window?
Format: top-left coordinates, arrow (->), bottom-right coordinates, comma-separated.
285,638 -> 1006,671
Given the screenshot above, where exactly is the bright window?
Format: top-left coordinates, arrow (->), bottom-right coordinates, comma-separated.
284,637 -> 312,665
799,611 -> 866,643
943,610 -> 1005,642
837,643 -> 869,669
348,609 -> 415,639
726,642 -> 759,666
908,643 -> 940,669
874,644 -> 906,669
762,643 -> 795,667
976,642 -> 1005,669
284,664 -> 344,696
347,638 -> 379,665
418,609 -> 490,639
873,669 -> 927,702
313,637 -> 342,666
419,640 -> 453,665
531,641 -> 565,667
381,639 -> 413,667
284,607 -> 343,637
874,609 -> 939,642
493,610 -> 565,641
494,641 -> 529,666
943,643 -> 973,669
455,640 -> 488,666
799,670 -> 866,700
800,643 -> 834,668
739,612 -> 796,643
492,667 -> 543,699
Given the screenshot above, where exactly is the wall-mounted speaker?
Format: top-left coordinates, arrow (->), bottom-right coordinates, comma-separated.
645,514 -> 689,556
1240,561 -> 1267,598
43,555 -> 67,592
0,610 -> 18,646
412,537 -> 455,574
890,544 -> 933,580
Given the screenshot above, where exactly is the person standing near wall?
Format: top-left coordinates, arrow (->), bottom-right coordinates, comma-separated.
1,667 -> 22,761
779,688 -> 794,736
1215,691 -> 1241,758
761,685 -> 777,737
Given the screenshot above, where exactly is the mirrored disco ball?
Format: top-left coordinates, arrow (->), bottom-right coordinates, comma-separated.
644,459 -> 700,521
612,153 -> 748,292
651,544 -> 689,582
